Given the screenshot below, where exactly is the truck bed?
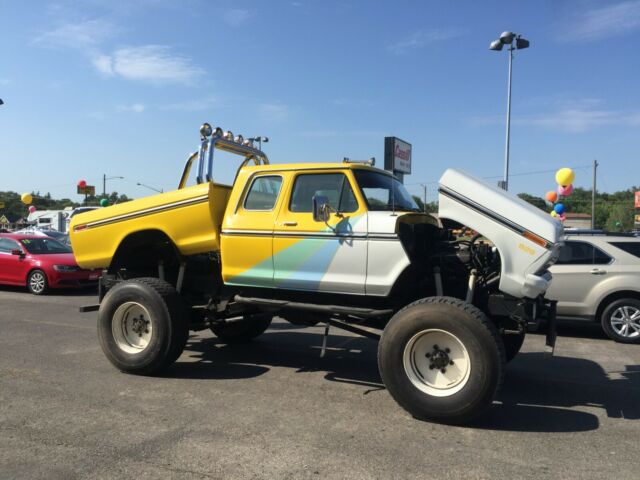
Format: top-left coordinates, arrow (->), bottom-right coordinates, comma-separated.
70,182 -> 231,269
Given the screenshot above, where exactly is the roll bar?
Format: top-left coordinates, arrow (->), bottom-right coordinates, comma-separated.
179,123 -> 269,189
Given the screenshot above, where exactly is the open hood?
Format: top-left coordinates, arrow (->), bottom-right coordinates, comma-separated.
438,168 -> 563,299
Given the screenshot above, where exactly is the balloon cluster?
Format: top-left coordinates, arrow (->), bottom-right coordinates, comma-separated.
545,168 -> 575,222
21,192 -> 36,214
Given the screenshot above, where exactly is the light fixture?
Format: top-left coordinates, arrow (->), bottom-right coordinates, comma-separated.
489,39 -> 503,51
200,123 -> 212,138
224,131 -> 234,140
235,134 -> 244,144
499,31 -> 515,44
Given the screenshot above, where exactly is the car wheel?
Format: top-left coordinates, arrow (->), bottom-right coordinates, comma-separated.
98,277 -> 189,375
27,269 -> 49,295
601,298 -> 640,344
378,296 -> 505,424
211,313 -> 273,343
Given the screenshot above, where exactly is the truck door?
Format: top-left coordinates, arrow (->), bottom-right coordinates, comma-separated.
273,171 -> 367,294
220,174 -> 284,287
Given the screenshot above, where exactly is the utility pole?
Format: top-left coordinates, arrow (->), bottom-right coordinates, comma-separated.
420,184 -> 427,212
591,159 -> 598,229
103,174 -> 106,197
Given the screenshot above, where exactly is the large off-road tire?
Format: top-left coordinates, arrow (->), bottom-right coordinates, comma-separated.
502,331 -> 526,362
98,277 -> 189,375
378,296 -> 505,424
211,313 -> 273,343
600,298 -> 640,344
27,269 -> 49,295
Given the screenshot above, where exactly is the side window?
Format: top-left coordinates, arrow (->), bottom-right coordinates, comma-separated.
289,173 -> 358,213
556,241 -> 611,265
0,238 -> 18,253
244,176 -> 283,211
609,241 -> 640,259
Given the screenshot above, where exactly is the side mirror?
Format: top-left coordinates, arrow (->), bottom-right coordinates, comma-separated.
11,249 -> 23,256
312,194 -> 331,223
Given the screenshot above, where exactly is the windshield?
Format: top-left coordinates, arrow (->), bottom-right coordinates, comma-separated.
353,170 -> 420,212
20,237 -> 72,254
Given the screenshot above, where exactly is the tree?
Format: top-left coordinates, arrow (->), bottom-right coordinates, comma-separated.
517,193 -> 547,211
605,204 -> 634,232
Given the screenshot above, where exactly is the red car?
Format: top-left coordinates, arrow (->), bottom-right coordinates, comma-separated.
0,233 -> 101,295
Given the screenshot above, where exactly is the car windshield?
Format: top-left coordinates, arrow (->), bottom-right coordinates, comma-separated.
20,237 -> 72,254
353,170 -> 420,212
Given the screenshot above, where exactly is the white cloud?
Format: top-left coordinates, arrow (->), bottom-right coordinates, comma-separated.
469,99 -> 640,133
31,19 -> 116,49
223,8 -> 254,27
387,28 -> 463,54
116,103 -> 146,113
92,46 -> 203,85
563,1 -> 640,41
258,103 -> 289,122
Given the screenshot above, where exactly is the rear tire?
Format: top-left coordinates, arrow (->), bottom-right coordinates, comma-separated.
378,296 -> 505,424
211,313 -> 273,343
600,298 -> 640,344
98,277 -> 189,375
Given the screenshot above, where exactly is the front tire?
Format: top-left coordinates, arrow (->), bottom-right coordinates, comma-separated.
98,277 -> 189,375
27,269 -> 49,295
601,298 -> 640,344
378,297 -> 505,424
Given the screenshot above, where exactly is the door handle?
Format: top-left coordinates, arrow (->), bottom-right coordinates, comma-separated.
282,221 -> 298,227
589,269 -> 606,275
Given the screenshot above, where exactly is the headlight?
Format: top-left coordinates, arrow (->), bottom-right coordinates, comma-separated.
53,265 -> 79,272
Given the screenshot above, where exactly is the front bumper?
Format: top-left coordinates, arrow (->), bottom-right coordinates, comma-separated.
48,269 -> 101,289
488,294 -> 558,355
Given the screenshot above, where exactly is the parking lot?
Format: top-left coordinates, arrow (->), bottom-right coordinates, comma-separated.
1,288 -> 639,480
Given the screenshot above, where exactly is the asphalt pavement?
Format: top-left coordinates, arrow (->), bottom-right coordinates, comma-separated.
1,287 -> 639,479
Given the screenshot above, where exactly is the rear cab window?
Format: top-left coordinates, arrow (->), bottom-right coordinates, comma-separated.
243,175 -> 283,211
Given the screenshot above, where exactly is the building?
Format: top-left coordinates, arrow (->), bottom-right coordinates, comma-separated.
564,212 -> 592,229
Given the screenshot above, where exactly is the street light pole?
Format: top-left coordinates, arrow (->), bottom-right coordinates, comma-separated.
137,182 -> 163,193
103,174 -> 124,197
490,31 -> 529,191
504,45 -> 513,191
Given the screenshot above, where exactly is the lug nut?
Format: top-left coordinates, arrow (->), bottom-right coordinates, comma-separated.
440,368 -> 446,373
445,348 -> 450,353
433,344 -> 439,350
425,353 -> 431,358
449,360 -> 454,365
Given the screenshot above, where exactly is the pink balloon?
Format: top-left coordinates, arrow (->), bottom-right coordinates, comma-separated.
28,205 -> 36,213
559,213 -> 567,221
557,184 -> 574,196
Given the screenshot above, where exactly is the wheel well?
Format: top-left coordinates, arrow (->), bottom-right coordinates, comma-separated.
108,229 -> 180,278
596,290 -> 640,322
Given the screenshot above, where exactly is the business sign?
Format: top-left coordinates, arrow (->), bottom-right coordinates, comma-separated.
635,191 -> 640,209
384,137 -> 412,175
77,185 -> 96,196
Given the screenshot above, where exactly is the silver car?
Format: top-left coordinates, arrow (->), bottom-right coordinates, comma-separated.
547,232 -> 640,343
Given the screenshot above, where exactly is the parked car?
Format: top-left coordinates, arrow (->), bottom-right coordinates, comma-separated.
547,232 -> 640,343
0,233 -> 100,294
12,227 -> 71,246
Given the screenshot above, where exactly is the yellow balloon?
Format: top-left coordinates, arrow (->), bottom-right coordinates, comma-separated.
550,210 -> 558,217
555,167 -> 575,187
21,193 -> 33,205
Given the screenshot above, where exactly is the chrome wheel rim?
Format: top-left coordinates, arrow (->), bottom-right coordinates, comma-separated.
403,329 -> 471,397
29,272 -> 46,293
610,306 -> 640,338
112,302 -> 153,354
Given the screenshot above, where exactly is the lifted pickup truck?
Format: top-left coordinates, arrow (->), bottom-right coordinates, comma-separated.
71,123 -> 563,424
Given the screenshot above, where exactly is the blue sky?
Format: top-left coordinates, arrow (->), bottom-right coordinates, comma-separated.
1,0 -> 639,203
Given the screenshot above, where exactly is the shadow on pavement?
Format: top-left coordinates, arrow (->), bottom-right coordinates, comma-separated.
167,328 -> 639,432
